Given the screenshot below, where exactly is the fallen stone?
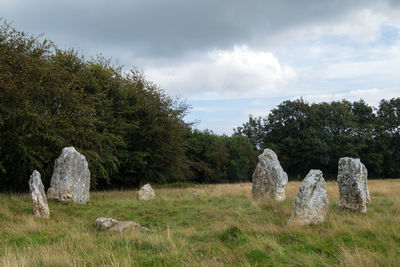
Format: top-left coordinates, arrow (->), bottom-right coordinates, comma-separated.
288,169 -> 329,225
28,170 -> 50,219
94,217 -> 151,233
337,157 -> 370,213
47,147 -> 90,204
137,183 -> 155,200
252,148 -> 288,201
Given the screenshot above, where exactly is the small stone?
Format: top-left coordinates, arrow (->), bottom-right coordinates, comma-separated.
137,184 -> 155,200
252,148 -> 288,201
47,147 -> 90,204
337,157 -> 370,213
28,170 -> 50,218
94,217 -> 151,233
288,170 -> 329,225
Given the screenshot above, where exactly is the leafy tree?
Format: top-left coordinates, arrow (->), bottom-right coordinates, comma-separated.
236,98 -> 398,180
376,98 -> 400,177
224,134 -> 258,182
0,22 -> 191,191
186,129 -> 229,183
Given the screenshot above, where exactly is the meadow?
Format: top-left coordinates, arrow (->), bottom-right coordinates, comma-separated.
1,180 -> 400,266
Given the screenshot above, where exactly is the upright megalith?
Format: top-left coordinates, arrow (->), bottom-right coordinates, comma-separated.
252,148 -> 288,201
337,157 -> 370,213
28,170 -> 50,218
47,147 -> 90,204
137,184 -> 155,200
288,170 -> 329,225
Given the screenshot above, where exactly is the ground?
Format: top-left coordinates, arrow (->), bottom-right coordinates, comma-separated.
1,180 -> 400,266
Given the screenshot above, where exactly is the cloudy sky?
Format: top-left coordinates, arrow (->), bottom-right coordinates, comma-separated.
2,0 -> 400,133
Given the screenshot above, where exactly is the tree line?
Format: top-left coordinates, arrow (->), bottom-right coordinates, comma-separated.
1,22 -> 398,192
236,98 -> 400,179
0,22 -> 257,192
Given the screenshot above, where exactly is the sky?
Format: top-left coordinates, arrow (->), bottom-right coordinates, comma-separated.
2,0 -> 400,134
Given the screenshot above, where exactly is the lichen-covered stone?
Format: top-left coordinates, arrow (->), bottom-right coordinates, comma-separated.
94,217 -> 150,233
47,147 -> 90,204
137,184 -> 155,200
288,170 -> 329,225
337,157 -> 370,213
252,148 -> 288,201
28,170 -> 50,218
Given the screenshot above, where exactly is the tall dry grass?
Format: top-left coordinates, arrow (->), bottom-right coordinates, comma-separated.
1,179 -> 400,266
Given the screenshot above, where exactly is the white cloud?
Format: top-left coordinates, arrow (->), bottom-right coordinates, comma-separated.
191,106 -> 233,113
314,9 -> 385,43
244,108 -> 271,118
144,46 -> 297,100
270,8 -> 390,51
297,88 -> 400,107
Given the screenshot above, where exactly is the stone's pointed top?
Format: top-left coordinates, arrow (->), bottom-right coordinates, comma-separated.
338,157 -> 370,213
60,147 -> 87,160
63,146 -> 77,152
29,170 -> 41,184
260,148 -> 278,160
47,147 -> 91,204
339,156 -> 360,161
252,148 -> 288,201
339,157 -> 362,168
304,169 -> 323,182
137,183 -> 155,200
289,169 -> 328,225
28,170 -> 50,219
29,170 -> 42,192
141,184 -> 152,190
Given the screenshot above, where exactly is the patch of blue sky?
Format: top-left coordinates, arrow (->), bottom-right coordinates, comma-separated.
184,96 -> 289,134
377,24 -> 400,45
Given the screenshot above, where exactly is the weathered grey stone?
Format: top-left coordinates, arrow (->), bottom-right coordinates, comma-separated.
137,184 -> 155,200
288,170 -> 329,225
337,157 -> 370,213
252,148 -> 288,201
94,217 -> 151,233
28,170 -> 50,218
47,147 -> 90,204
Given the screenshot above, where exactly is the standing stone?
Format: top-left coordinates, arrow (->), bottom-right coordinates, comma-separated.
288,170 -> 329,225
252,148 -> 288,201
47,147 -> 90,204
337,157 -> 370,213
137,184 -> 155,200
28,170 -> 50,218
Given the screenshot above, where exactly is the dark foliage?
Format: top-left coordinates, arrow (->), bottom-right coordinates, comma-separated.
236,98 -> 400,179
186,130 -> 257,183
0,22 -> 191,191
0,22 -> 258,192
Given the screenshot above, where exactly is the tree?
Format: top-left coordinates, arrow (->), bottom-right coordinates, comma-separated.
224,134 -> 258,182
186,130 -> 229,183
0,22 -> 192,191
376,98 -> 400,177
236,98 -> 395,180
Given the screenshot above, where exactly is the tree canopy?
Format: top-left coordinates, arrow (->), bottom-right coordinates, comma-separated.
0,22 -> 192,191
0,22 -> 257,192
236,98 -> 400,179
0,21 -> 398,192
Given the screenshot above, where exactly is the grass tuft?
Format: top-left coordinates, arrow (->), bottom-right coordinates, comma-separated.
0,180 -> 399,265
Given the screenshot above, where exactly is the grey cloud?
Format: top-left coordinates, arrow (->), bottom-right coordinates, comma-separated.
3,0 -> 387,59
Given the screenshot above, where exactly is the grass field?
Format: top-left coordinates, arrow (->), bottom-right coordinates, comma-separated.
1,179 -> 400,266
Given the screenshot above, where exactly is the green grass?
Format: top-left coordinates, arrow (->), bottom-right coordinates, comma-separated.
1,180 -> 400,266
